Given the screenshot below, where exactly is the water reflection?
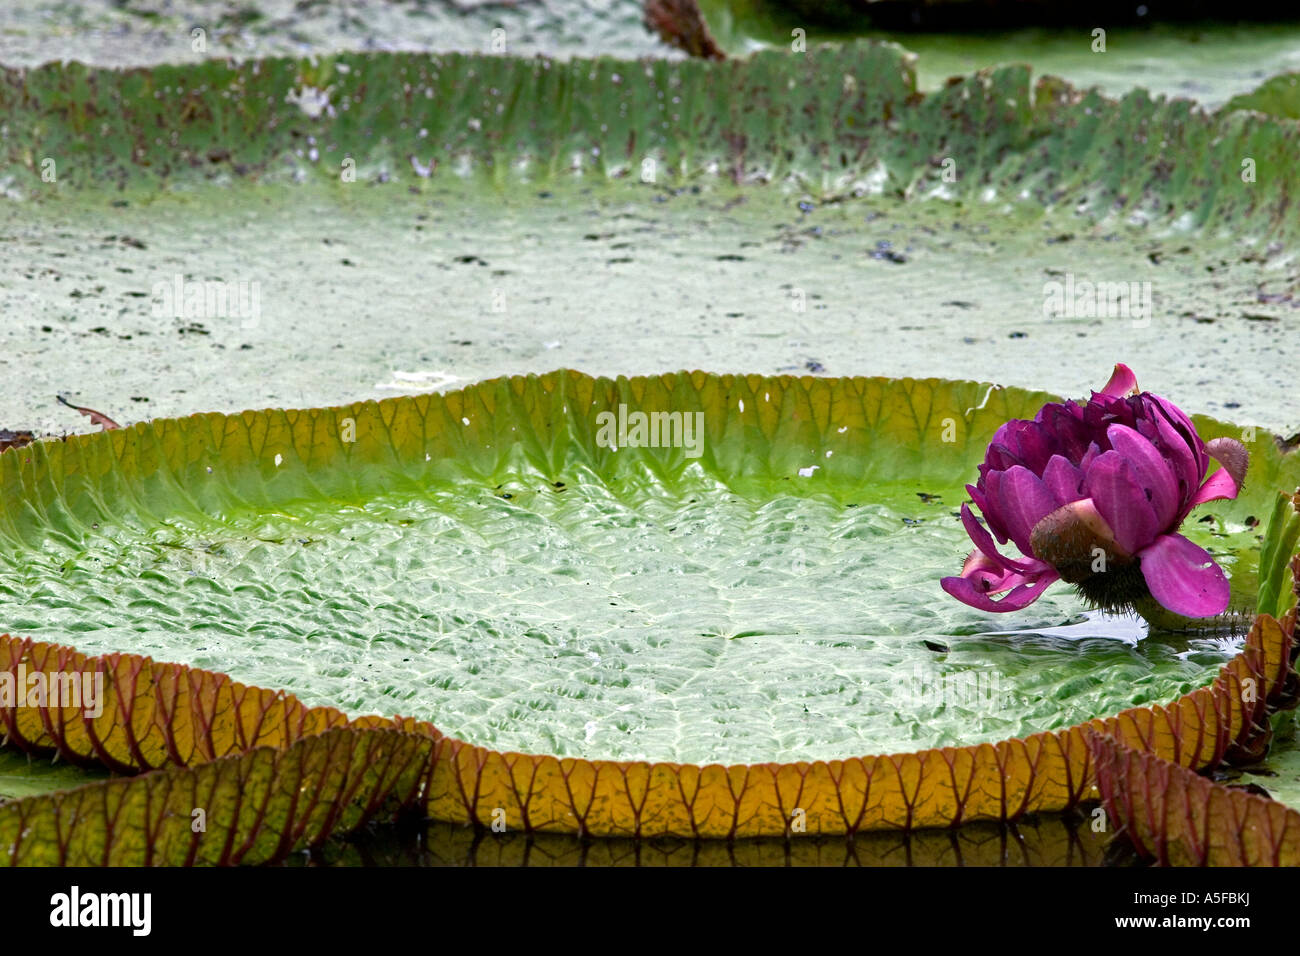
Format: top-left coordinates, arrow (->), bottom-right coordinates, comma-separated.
973,607 -> 1253,659
976,609 -> 1151,645
299,808 -> 1132,867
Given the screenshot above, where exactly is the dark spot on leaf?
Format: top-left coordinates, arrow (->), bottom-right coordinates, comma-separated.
0,430 -> 36,454
869,240 -> 906,264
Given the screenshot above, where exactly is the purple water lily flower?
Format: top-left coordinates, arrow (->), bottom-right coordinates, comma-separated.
941,364 -> 1249,619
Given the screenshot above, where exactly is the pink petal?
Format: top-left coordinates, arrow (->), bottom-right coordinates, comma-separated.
960,503 -> 1038,575
1146,410 -> 1199,505
987,465 -> 1060,556
1099,363 -> 1139,398
985,440 -> 1021,473
958,550 -> 1021,595
1188,468 -> 1241,509
1011,425 -> 1055,474
1204,437 -> 1248,494
941,569 -> 1060,612
1041,454 -> 1086,505
1137,534 -> 1230,618
1147,395 -> 1206,475
967,483 -> 1003,543
1086,450 -> 1160,555
1105,424 -> 1179,527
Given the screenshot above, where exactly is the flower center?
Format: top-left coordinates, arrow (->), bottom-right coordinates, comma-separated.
1028,499 -> 1153,611
1028,499 -> 1129,581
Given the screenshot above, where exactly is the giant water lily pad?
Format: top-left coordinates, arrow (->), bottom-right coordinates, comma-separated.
3,25 -> 1300,858
4,42 -> 1300,435
690,3 -> 1300,106
1,371 -> 1292,764
2,371 -> 1298,847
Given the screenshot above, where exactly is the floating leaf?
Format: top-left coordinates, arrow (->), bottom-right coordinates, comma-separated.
3,45 -> 1298,242
1225,72 -> 1300,120
413,608 -> 1298,836
1091,714 -> 1300,866
0,634 -> 349,774
1,371 -> 1298,843
0,748 -> 109,803
1,603 -> 1294,838
0,726 -> 429,866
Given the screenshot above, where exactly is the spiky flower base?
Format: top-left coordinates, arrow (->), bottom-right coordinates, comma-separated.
1071,561 -> 1152,615
1070,561 -> 1223,633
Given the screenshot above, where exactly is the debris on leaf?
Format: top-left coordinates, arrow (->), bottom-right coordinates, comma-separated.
0,429 -> 36,454
56,395 -> 122,431
644,0 -> 726,60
